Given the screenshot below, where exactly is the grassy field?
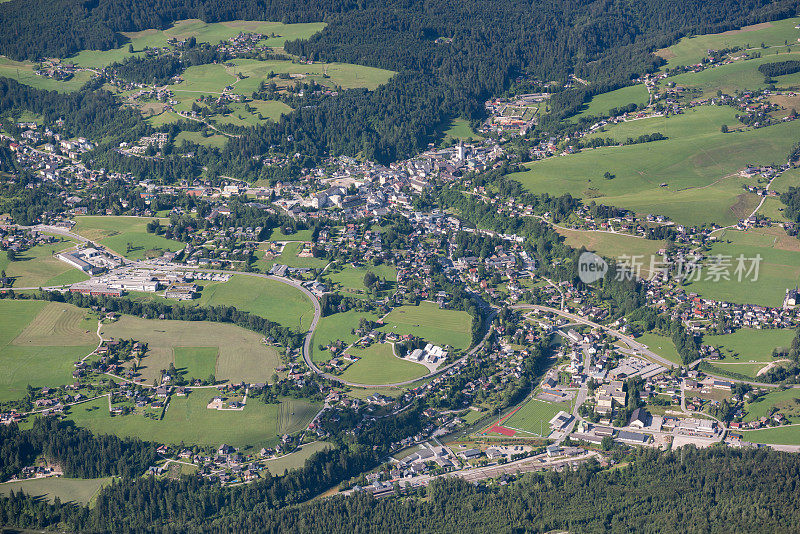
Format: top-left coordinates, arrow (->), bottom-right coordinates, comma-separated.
274,241 -> 328,269
66,389 -> 318,448
555,228 -> 666,262
637,332 -> 683,365
262,441 -> 331,475
0,477 -> 112,506
703,328 -> 796,363
511,106 -> 800,226
440,118 -> 483,142
656,18 -> 800,68
210,100 -> 293,127
0,300 -> 97,401
173,346 -> 218,381
0,236 -> 89,288
502,398 -> 571,436
684,228 -> 800,307
175,130 -> 230,149
100,315 -> 280,384
340,343 -> 428,385
68,19 -> 327,68
379,301 -> 472,351
267,228 -> 315,242
326,262 -> 397,296
73,216 -> 184,260
228,58 -> 395,92
195,274 -> 314,331
311,310 -> 378,362
0,57 -> 96,92
742,388 -> 800,423
572,84 -> 650,120
739,424 -> 800,445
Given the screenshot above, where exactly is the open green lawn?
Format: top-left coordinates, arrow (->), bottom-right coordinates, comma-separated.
145,111 -> 184,127
0,57 -> 96,92
511,106 -> 800,226
100,315 -> 280,384
440,118 -> 483,142
502,398 -> 571,436
211,100 -> 293,127
275,241 -> 328,269
379,301 -> 472,351
555,228 -> 666,262
703,328 -> 796,362
684,228 -> 800,307
740,424 -> 800,445
571,84 -> 650,120
68,19 -> 327,68
656,18 -> 800,68
73,216 -> 184,259
637,332 -> 683,365
311,310 -> 378,363
267,228 -> 315,242
0,237 -> 89,288
262,441 -> 332,475
0,477 -> 112,506
173,346 -> 218,381
743,388 -> 800,423
229,58 -> 395,92
66,389 -> 318,449
770,167 -> 800,194
326,262 -> 397,297
175,130 -> 230,149
0,300 -> 97,401
340,343 -> 428,385
195,274 -> 314,331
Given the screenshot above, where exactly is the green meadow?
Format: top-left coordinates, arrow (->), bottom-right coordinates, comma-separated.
555,228 -> 666,262
572,84 -> 650,120
440,118 -> 484,142
379,301 -> 472,351
511,106 -> 800,226
340,343 -> 428,385
175,129 -> 230,149
0,300 -> 97,401
311,310 -> 378,363
262,440 -> 332,475
637,332 -> 683,365
0,236 -> 89,288
326,262 -> 397,297
173,346 -> 219,381
703,328 -> 796,362
73,216 -> 184,259
228,58 -> 395,92
740,424 -> 800,445
742,388 -> 800,423
0,477 -> 112,506
0,57 -> 95,92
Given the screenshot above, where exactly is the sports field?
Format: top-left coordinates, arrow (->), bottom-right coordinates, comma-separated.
100,315 -> 281,384
67,19 -> 327,68
0,477 -> 112,506
555,228 -> 666,263
502,398 -> 571,436
684,228 -> 800,307
655,18 -> 800,68
310,310 -> 378,362
379,301 -> 473,351
66,389 -> 319,448
0,57 -> 96,92
511,106 -> 800,226
0,236 -> 89,288
0,300 -> 97,401
572,84 -> 650,120
340,343 -> 428,385
72,216 -> 184,260
195,274 -> 314,331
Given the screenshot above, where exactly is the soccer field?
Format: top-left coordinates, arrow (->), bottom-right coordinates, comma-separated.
502,398 -> 571,437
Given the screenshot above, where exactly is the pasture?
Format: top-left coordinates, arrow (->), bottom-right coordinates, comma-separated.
340,343 -> 428,385
743,388 -> 800,423
68,20 -> 327,68
175,130 -> 230,149
228,58 -> 395,92
655,18 -> 800,68
502,398 -> 571,437
173,346 -> 218,381
379,301 -> 473,351
439,118 -> 483,142
684,228 -> 800,307
0,236 -> 89,288
0,477 -> 112,506
326,262 -> 397,296
311,310 -> 378,362
0,300 -> 97,401
66,389 -> 318,448
262,441 -> 332,475
572,84 -> 650,120
637,332 -> 683,365
554,228 -> 666,263
275,241 -> 328,269
740,424 -> 800,445
100,315 -> 281,384
72,216 -> 184,260
511,106 -> 800,226
0,57 -> 95,92
703,328 -> 796,362
195,274 -> 314,331
211,100 -> 293,127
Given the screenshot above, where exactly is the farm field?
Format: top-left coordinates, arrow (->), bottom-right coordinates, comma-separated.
173,346 -> 218,381
195,274 -> 314,331
0,236 -> 89,288
440,118 -> 483,142
655,18 -> 800,68
65,389 -> 318,449
100,315 -> 281,384
379,301 -> 473,351
67,20 -> 327,68
311,310 -> 378,363
742,388 -> 800,423
0,477 -> 112,506
554,228 -> 667,262
0,300 -> 97,401
572,84 -> 650,120
228,58 -> 395,92
275,241 -> 328,269
684,228 -> 800,307
739,424 -> 800,445
262,441 -> 332,475
703,328 -> 796,363
340,343 -> 428,385
72,216 -> 184,260
502,398 -> 571,436
326,262 -> 397,297
511,106 -> 800,226
637,333 -> 683,365
0,57 -> 95,92
175,129 -> 230,149
211,100 -> 293,127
